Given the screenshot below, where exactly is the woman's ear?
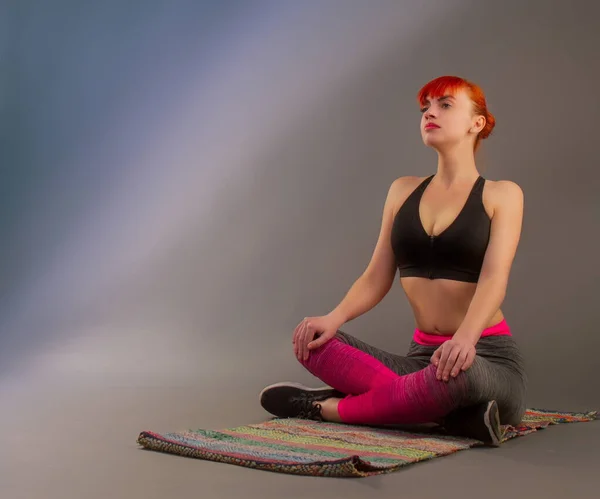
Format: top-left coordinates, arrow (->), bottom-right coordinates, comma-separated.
471,115 -> 486,134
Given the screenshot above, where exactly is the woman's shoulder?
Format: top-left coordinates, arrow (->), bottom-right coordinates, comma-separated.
483,178 -> 524,216
388,175 -> 429,197
484,178 -> 523,200
385,175 -> 429,214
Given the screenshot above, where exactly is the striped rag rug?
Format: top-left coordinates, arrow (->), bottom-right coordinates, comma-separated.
137,408 -> 597,477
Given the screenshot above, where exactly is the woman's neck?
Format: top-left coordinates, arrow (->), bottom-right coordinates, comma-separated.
434,143 -> 479,185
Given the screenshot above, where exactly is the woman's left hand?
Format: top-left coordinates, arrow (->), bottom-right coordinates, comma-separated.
430,337 -> 476,382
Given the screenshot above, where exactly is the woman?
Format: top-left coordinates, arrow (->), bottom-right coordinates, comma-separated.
259,75 -> 527,446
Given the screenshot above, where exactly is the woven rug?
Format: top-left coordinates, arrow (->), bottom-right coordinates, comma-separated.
137,408 -> 597,477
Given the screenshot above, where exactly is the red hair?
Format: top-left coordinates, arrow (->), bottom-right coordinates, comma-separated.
417,76 -> 495,151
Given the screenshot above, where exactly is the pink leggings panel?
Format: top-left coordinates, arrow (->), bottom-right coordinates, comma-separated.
300,319 -> 519,426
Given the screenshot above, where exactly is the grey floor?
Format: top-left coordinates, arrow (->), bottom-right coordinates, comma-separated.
2,373 -> 598,499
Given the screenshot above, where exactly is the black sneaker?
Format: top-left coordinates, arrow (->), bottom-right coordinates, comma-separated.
442,400 -> 503,447
259,382 -> 344,421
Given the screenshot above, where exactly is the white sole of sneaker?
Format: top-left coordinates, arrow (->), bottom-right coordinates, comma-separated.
483,400 -> 502,446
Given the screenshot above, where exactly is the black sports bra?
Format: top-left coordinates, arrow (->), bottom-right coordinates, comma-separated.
390,175 -> 491,283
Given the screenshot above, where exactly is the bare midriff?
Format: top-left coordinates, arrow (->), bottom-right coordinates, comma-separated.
400,276 -> 504,335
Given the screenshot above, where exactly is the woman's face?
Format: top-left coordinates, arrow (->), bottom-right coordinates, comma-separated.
420,89 -> 484,150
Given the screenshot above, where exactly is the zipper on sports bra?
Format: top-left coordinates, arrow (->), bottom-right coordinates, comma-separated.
429,235 -> 435,279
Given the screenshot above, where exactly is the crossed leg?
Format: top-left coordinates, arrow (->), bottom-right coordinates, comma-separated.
299,332 -> 471,425
299,329 -> 526,430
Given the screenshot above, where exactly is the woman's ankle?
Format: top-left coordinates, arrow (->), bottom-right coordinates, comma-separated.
314,398 -> 343,423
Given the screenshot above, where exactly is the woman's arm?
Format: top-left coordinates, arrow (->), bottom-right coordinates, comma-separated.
328,177 -> 409,326
455,180 -> 525,343
432,180 -> 525,382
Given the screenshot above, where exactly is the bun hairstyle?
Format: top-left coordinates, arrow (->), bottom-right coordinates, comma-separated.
417,76 -> 495,151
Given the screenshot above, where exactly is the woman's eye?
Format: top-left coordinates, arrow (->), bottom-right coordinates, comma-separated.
420,107 -> 428,113
442,102 -> 451,108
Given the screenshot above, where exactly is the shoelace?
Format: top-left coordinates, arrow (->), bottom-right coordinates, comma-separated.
290,394 -> 324,421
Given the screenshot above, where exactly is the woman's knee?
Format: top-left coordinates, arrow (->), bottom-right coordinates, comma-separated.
497,388 -> 527,426
462,356 -> 527,421
296,335 -> 343,369
295,331 -> 352,364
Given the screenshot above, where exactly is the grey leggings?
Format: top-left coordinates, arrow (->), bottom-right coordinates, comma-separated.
334,330 -> 528,426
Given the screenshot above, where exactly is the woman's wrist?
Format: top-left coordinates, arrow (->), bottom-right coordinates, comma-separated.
327,309 -> 347,328
454,328 -> 480,345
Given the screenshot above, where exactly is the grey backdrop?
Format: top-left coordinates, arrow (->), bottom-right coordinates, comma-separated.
2,1 -> 599,498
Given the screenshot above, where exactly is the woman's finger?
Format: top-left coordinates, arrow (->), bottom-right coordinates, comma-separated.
308,331 -> 329,350
450,350 -> 469,377
292,319 -> 303,345
461,349 -> 476,371
294,318 -> 309,357
441,347 -> 460,381
302,322 -> 316,361
436,345 -> 452,379
430,347 -> 442,366
299,320 -> 310,361
297,317 -> 309,337
295,320 -> 306,360
292,322 -> 300,356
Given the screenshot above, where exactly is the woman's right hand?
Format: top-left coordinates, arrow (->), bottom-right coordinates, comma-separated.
293,313 -> 344,361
